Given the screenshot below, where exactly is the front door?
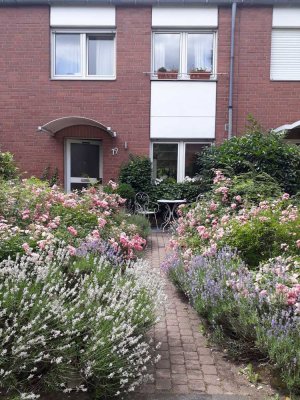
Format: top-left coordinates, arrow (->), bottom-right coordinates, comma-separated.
65,139 -> 102,192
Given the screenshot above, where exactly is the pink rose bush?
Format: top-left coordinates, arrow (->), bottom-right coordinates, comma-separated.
163,170 -> 300,392
0,180 -> 146,261
169,171 -> 300,267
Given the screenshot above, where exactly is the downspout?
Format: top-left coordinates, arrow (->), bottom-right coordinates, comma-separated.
228,0 -> 237,139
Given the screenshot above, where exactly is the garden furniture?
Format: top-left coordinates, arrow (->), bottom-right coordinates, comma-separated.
134,192 -> 159,229
157,198 -> 186,231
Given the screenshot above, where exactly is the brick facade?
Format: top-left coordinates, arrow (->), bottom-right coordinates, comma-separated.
0,6 -> 152,183
0,4 -> 299,185
216,5 -> 300,139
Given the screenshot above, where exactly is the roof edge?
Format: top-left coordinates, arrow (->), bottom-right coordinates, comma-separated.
1,0 -> 300,6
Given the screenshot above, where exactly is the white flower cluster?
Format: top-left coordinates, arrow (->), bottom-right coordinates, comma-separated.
0,243 -> 164,397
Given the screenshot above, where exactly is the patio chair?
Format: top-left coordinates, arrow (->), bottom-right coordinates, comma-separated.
134,192 -> 159,229
196,193 -> 205,202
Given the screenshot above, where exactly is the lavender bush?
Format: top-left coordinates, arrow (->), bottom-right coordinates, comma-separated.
163,249 -> 300,392
0,242 -> 164,399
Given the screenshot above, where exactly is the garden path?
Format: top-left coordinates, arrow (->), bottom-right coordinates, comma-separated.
131,231 -> 276,399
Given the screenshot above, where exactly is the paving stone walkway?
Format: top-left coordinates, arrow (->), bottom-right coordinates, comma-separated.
131,231 -> 276,399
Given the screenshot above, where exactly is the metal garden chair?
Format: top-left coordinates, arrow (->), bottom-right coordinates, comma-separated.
134,192 -> 159,230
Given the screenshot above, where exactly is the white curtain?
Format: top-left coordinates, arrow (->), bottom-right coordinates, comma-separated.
93,39 -> 114,75
56,34 -> 80,75
194,40 -> 206,69
155,42 -> 166,71
189,34 -> 212,71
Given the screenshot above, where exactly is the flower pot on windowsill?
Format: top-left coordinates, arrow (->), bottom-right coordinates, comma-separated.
189,72 -> 211,80
157,72 -> 178,80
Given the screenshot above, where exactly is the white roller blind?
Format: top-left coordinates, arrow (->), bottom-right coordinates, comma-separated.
51,6 -> 115,27
271,29 -> 300,80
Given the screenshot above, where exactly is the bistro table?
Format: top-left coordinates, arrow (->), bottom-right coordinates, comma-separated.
157,199 -> 187,231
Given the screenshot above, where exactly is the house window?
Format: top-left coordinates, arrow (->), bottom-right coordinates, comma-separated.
52,31 -> 115,79
153,31 -> 215,79
153,143 -> 178,180
152,142 -> 210,181
271,29 -> 300,80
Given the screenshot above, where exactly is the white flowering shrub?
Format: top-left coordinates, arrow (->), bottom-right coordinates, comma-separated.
0,244 -> 164,398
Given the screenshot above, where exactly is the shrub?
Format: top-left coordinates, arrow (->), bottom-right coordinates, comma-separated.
163,249 -> 300,392
119,155 -> 152,194
151,178 -> 202,203
0,151 -> 18,180
123,213 -> 151,239
0,180 -> 147,262
195,118 -> 300,194
0,243 -> 163,398
230,172 -> 282,203
170,170 -> 299,267
223,205 -> 300,267
41,165 -> 59,186
116,182 -> 136,202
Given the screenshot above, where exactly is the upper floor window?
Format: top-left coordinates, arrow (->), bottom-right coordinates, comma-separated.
271,29 -> 300,81
153,31 -> 215,80
52,31 -> 116,80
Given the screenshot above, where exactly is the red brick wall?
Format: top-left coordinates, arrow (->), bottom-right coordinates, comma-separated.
216,5 -> 300,140
0,6 -> 152,184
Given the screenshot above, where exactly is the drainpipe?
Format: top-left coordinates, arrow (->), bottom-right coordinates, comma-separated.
228,0 -> 237,139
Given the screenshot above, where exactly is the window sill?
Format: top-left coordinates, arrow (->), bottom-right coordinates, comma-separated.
51,76 -> 116,81
151,77 -> 217,82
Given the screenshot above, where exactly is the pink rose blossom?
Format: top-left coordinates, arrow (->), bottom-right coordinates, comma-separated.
98,217 -> 107,228
67,245 -> 76,256
67,226 -> 78,236
22,242 -> 31,254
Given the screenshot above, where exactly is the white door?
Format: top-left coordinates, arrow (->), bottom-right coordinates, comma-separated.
65,139 -> 102,192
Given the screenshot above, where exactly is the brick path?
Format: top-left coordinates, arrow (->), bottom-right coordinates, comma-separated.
131,232 -> 276,399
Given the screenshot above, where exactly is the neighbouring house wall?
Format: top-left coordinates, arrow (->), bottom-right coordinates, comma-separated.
216,5 -> 300,139
0,6 -> 152,183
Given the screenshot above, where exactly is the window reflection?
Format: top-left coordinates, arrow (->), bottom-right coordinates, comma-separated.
154,34 -> 180,72
55,34 -> 81,75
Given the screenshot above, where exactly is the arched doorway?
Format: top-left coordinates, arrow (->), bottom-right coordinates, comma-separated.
38,116 -> 117,191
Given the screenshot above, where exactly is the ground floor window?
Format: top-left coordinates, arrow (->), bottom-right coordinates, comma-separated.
65,139 -> 102,192
151,141 -> 211,182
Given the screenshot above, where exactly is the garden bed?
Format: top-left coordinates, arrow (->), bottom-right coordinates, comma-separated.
163,170 -> 300,394
0,179 -> 162,399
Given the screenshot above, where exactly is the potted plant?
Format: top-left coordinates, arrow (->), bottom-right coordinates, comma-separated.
189,67 -> 211,80
157,67 -> 178,80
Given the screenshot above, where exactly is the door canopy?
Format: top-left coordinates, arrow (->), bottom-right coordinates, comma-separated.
274,120 -> 300,133
37,116 -> 117,138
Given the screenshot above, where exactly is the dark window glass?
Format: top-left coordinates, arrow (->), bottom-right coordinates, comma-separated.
153,143 -> 178,180
71,143 -> 99,178
185,143 -> 208,178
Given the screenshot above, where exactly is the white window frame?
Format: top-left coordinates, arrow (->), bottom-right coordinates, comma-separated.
151,30 -> 217,80
64,139 -> 103,192
51,29 -> 116,80
151,141 -> 212,182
